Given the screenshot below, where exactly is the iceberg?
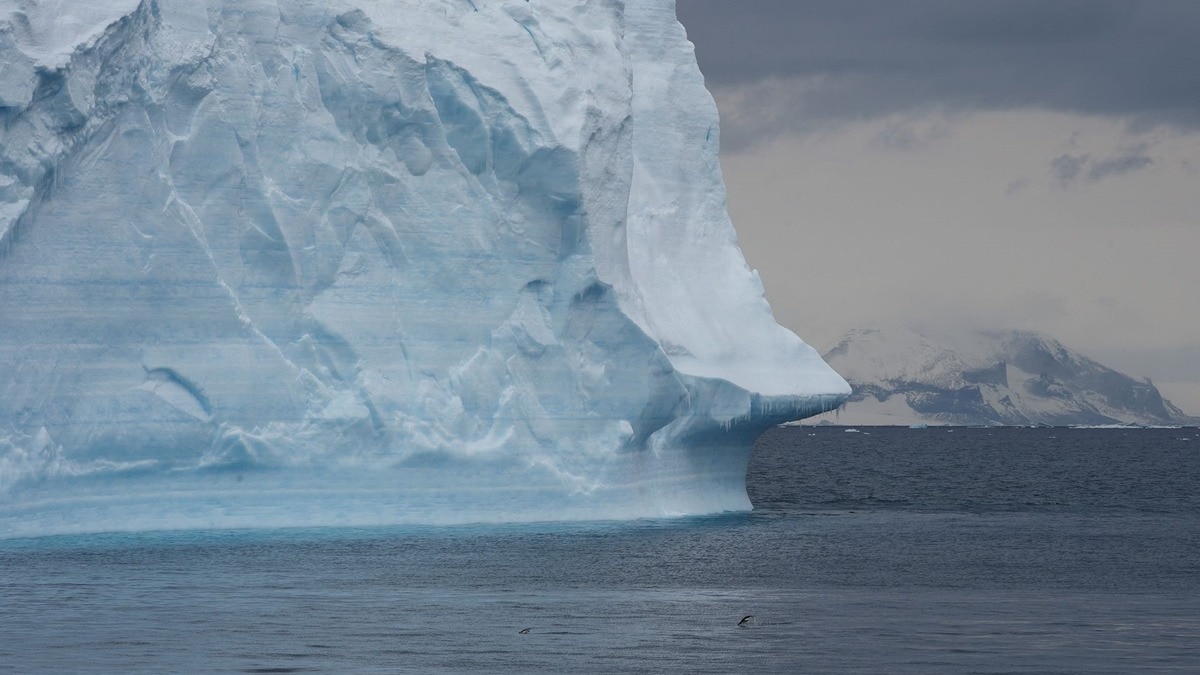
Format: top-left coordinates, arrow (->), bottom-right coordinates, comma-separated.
0,0 -> 848,537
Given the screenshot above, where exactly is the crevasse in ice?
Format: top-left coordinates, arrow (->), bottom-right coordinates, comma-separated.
0,0 -> 848,537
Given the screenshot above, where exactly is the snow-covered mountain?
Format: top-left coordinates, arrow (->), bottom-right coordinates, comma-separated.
814,328 -> 1195,427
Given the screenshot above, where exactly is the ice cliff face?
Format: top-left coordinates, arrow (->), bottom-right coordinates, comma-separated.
0,0 -> 848,537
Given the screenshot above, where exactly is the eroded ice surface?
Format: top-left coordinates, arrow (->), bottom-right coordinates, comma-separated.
0,0 -> 848,537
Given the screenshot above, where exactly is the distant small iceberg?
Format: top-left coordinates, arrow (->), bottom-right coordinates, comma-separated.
909,423 -> 928,429
844,428 -> 861,433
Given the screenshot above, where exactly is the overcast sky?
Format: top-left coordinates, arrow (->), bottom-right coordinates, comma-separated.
675,0 -> 1200,413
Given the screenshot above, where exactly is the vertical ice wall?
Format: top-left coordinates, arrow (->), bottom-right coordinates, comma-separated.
0,0 -> 848,537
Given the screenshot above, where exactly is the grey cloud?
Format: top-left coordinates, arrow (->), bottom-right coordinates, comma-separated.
868,118 -> 951,151
1095,342 -> 1200,382
1087,147 -> 1153,181
676,0 -> 1200,149
1005,178 -> 1031,196
1048,146 -> 1154,188
1050,153 -> 1089,188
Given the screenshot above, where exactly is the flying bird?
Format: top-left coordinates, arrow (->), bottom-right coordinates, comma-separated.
519,628 -> 531,634
738,615 -> 754,627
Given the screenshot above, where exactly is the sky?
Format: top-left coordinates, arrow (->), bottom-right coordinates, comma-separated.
675,0 -> 1200,413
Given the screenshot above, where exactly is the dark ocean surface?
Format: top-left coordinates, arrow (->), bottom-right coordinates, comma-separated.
2,427 -> 1198,673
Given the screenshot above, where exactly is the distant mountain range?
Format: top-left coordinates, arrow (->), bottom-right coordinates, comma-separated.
807,328 -> 1197,427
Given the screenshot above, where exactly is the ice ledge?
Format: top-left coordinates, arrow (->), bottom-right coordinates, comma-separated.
670,355 -> 854,400
0,376 -> 846,539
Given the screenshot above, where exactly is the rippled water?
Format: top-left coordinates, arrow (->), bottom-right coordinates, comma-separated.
2,427 -> 1198,673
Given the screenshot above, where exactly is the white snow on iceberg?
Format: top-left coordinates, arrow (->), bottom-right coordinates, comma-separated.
0,0 -> 848,537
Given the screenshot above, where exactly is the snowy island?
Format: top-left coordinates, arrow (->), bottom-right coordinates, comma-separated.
809,328 -> 1194,428
0,0 -> 848,537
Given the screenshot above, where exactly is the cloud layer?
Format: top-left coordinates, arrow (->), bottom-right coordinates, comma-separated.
677,0 -> 1200,149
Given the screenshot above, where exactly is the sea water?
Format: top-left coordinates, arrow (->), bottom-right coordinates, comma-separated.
2,427 -> 1198,673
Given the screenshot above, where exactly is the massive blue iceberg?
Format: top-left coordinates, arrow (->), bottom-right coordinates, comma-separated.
0,0 -> 848,537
